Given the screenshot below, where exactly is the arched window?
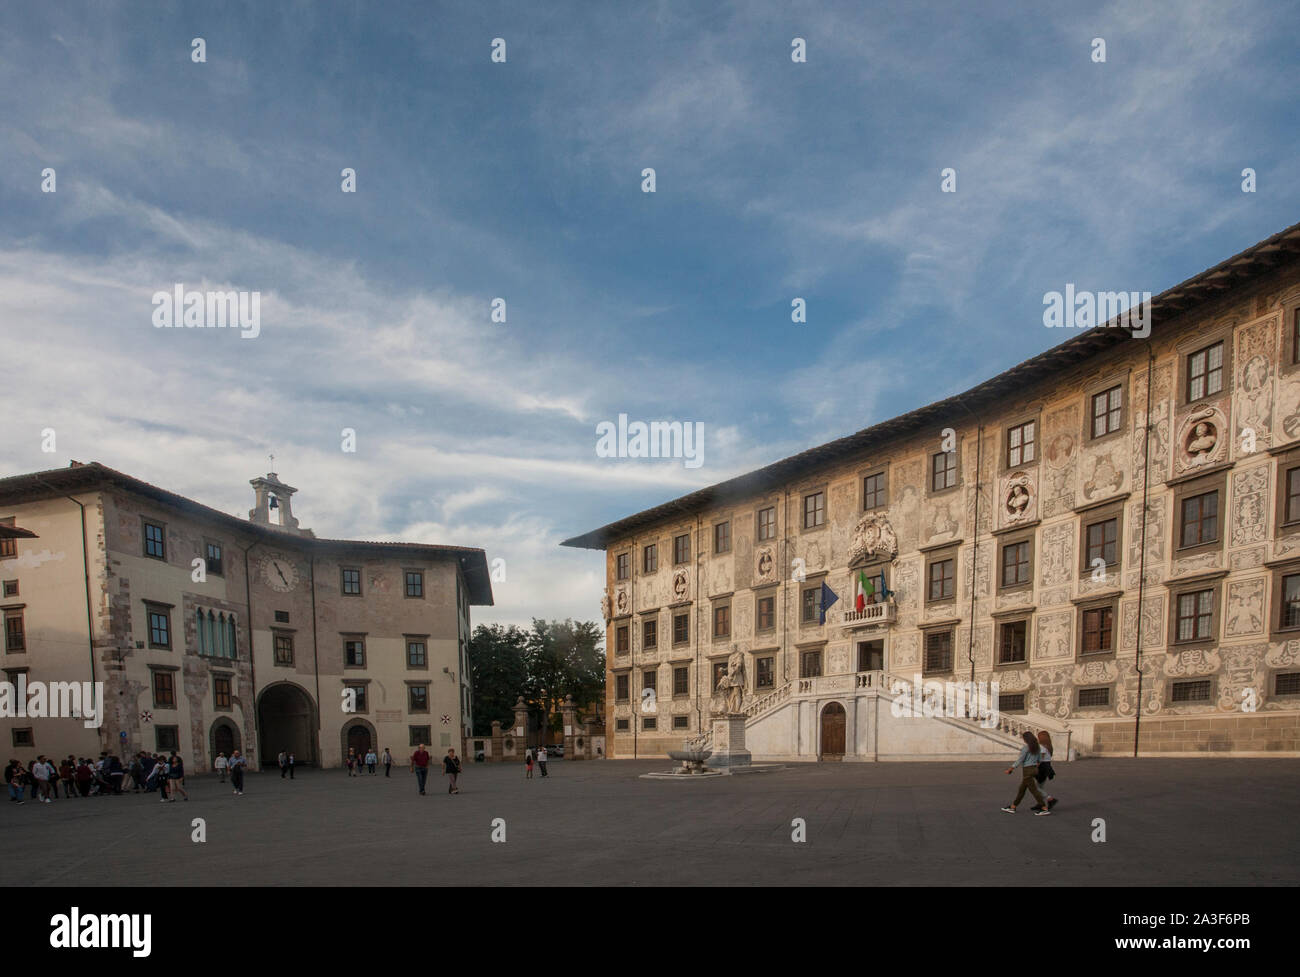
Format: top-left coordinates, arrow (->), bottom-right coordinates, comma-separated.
196,609 -> 206,655
217,612 -> 228,658
227,615 -> 237,659
206,610 -> 218,657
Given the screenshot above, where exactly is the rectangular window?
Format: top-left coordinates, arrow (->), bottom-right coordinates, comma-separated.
857,640 -> 884,672
143,520 -> 166,560
928,558 -> 955,601
673,613 -> 689,645
863,472 -> 886,510
341,567 -> 361,595
345,638 -> 366,667
405,571 -> 424,598
642,619 -> 657,649
1286,467 -> 1300,525
756,656 -> 774,689
713,604 -> 730,639
346,684 -> 368,712
205,541 -> 224,577
615,625 -> 629,654
615,674 -> 630,701
4,611 -> 24,653
642,669 -> 657,696
409,725 -> 432,746
1276,672 -> 1300,696
409,686 -> 429,712
673,666 -> 688,696
1006,421 -> 1035,467
924,631 -> 953,673
1179,492 -> 1219,548
673,534 -> 691,565
1081,606 -> 1114,654
11,727 -> 33,747
1281,574 -> 1300,630
1001,541 -> 1030,588
643,543 -> 658,573
998,620 -> 1027,664
1176,590 -> 1214,642
274,610 -> 290,623
757,506 -> 776,541
714,521 -> 731,554
999,693 -> 1026,713
407,640 -> 427,667
615,718 -> 630,731
155,726 -> 179,752
672,715 -> 688,730
801,586 -> 820,624
1091,385 -> 1122,438
147,607 -> 171,649
1171,680 -> 1212,703
643,717 -> 657,731
931,451 -> 957,491
803,492 -> 825,529
274,632 -> 294,665
213,675 -> 232,709
1078,686 -> 1110,708
757,595 -> 775,631
1086,518 -> 1118,567
152,671 -> 175,709
616,552 -> 630,580
1186,341 -> 1224,402
1,580 -> 16,598
799,649 -> 822,678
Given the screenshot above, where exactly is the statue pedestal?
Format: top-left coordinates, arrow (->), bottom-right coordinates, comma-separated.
705,714 -> 751,769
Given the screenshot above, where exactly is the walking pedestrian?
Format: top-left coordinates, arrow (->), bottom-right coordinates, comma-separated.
1001,731 -> 1052,815
410,743 -> 430,795
278,750 -> 288,779
444,748 -> 461,794
59,757 -> 76,797
1030,731 -> 1059,812
288,752 -> 295,779
228,750 -> 246,795
215,752 -> 228,783
167,754 -> 189,801
107,755 -> 124,794
345,749 -> 357,777
365,749 -> 377,775
74,759 -> 93,797
32,754 -> 53,803
156,756 -> 170,802
381,748 -> 392,777
537,746 -> 548,778
525,750 -> 534,779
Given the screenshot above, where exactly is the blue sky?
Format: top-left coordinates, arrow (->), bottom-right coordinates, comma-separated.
2,0 -> 1296,627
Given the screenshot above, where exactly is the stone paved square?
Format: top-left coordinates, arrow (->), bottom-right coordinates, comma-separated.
3,758 -> 1297,886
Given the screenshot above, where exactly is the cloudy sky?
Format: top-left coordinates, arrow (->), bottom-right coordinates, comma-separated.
2,0 -> 1295,628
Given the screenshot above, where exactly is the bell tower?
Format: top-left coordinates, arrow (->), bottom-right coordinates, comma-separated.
248,469 -> 312,536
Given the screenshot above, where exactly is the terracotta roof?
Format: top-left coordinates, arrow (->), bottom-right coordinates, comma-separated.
561,220 -> 1300,550
0,524 -> 39,539
0,461 -> 494,605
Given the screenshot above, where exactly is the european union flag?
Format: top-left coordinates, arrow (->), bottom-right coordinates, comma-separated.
818,581 -> 839,624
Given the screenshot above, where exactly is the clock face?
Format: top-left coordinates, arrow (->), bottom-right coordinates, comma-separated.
260,555 -> 299,593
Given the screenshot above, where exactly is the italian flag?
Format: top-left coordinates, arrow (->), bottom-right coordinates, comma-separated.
854,571 -> 875,612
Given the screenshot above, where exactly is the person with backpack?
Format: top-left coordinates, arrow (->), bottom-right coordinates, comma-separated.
444,748 -> 461,794
1030,731 -> 1059,812
1001,731 -> 1052,815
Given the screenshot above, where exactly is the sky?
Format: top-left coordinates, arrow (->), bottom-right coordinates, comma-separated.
1,0 -> 1296,628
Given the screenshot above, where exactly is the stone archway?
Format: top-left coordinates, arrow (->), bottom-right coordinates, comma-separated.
209,718 -> 241,767
341,718 -> 377,766
819,701 -> 846,760
257,682 -> 318,768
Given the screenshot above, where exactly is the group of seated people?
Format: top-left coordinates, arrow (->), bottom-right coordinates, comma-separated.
4,751 -> 188,803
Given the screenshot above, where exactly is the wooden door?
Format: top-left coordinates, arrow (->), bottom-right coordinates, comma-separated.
820,702 -> 846,759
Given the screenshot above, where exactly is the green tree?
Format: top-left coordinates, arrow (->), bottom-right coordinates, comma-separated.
525,618 -> 605,727
467,623 -> 530,736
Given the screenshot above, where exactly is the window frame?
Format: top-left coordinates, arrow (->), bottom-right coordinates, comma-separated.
672,612 -> 689,646
756,506 -> 777,542
204,539 -> 224,577
713,520 -> 732,555
642,543 -> 658,574
925,547 -> 958,605
272,630 -> 295,666
142,518 -> 167,561
1176,329 -> 1233,409
1076,597 -> 1118,659
712,600 -> 731,640
1166,578 -> 1222,648
343,635 -> 367,668
404,569 -> 425,598
862,467 -> 889,511
997,532 -> 1034,592
921,627 -> 955,676
406,636 -> 428,669
802,490 -> 827,531
340,566 -> 363,596
1004,417 -> 1039,471
673,533 -> 691,565
642,617 -> 657,650
995,617 -> 1030,666
1172,469 -> 1228,559
150,668 -> 177,709
144,602 -> 172,650
615,552 -> 630,581
755,593 -> 776,632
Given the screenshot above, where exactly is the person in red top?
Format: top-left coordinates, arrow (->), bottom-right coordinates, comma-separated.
410,744 -> 431,795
